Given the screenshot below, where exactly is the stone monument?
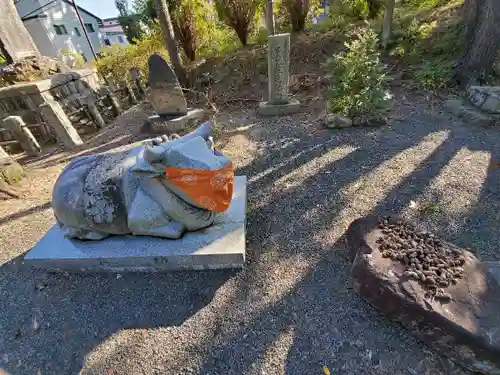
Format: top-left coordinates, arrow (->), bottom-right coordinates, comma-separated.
143,54 -> 203,133
25,122 -> 247,272
0,0 -> 40,63
258,33 -> 300,116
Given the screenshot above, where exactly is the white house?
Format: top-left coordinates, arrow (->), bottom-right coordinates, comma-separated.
100,17 -> 129,47
15,0 -> 104,62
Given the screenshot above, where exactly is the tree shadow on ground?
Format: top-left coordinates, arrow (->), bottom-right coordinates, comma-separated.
191,110 -> 500,374
0,202 -> 51,227
0,253 -> 236,375
3,103 -> 499,374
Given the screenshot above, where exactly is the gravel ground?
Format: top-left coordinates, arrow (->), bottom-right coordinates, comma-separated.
1,96 -> 500,375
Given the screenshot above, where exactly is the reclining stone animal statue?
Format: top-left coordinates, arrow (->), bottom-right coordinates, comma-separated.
52,122 -> 234,240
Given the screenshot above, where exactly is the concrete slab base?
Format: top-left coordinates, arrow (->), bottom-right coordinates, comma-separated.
258,99 -> 301,116
142,108 -> 204,134
25,176 -> 247,273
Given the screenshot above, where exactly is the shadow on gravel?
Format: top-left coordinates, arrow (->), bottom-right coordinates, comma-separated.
4,108 -> 500,374
191,113 -> 500,374
0,202 -> 52,227
0,254 -> 235,375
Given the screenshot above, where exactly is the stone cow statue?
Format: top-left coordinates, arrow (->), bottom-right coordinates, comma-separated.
52,122 -> 234,240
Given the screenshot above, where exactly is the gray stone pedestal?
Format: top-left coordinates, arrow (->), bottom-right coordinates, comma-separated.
142,108 -> 204,134
258,33 -> 300,116
25,176 -> 247,273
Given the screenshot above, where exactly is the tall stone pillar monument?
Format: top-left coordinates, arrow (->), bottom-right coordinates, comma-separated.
258,33 -> 300,116
0,0 -> 40,63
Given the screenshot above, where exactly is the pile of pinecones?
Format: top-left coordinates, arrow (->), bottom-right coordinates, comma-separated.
377,217 -> 465,300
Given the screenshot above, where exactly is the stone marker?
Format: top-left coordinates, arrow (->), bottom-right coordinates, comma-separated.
130,67 -> 146,97
143,54 -> 204,133
26,176 -> 247,272
2,116 -> 41,156
347,215 -> 500,375
0,0 -> 40,62
258,33 -> 300,116
40,101 -> 83,149
148,53 -> 187,116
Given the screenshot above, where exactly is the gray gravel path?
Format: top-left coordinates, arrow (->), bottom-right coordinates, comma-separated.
1,98 -> 499,375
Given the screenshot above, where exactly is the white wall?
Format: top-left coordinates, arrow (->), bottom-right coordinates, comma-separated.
102,32 -> 129,47
36,1 -> 103,61
23,17 -> 58,58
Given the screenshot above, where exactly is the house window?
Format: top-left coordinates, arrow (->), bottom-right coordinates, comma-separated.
104,39 -> 111,46
84,23 -> 95,33
74,27 -> 81,37
118,35 -> 124,43
54,25 -> 68,35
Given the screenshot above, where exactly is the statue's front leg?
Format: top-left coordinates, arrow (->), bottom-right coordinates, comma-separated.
127,188 -> 185,239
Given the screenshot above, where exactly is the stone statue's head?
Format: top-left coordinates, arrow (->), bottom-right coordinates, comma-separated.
133,122 -> 234,211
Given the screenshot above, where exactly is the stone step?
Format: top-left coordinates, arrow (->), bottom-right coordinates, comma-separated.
445,98 -> 500,127
25,176 -> 247,273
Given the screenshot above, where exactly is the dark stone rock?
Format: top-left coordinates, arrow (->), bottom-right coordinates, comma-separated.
347,215 -> 500,375
147,53 -> 187,116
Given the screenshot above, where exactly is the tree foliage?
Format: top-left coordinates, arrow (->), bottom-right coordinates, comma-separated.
214,0 -> 260,45
115,0 -> 144,43
170,0 -> 211,61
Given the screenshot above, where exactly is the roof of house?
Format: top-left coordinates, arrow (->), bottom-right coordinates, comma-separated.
20,0 -> 102,22
22,13 -> 48,21
61,0 -> 102,21
102,17 -> 119,22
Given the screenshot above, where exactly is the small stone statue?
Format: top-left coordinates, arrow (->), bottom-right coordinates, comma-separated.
52,122 -> 234,240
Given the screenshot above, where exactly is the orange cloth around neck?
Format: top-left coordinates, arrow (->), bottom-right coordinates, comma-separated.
165,163 -> 234,212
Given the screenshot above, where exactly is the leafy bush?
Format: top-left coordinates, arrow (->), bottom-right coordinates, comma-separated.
414,59 -> 453,90
214,0 -> 261,45
327,30 -> 391,121
329,0 -> 368,20
95,26 -> 164,82
170,0 -> 211,61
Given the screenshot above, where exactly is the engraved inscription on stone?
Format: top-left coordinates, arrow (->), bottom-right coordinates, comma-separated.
268,34 -> 291,105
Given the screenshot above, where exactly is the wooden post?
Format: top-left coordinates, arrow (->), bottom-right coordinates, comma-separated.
86,102 -> 106,128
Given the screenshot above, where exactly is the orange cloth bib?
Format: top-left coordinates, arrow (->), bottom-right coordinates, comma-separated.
165,163 -> 234,212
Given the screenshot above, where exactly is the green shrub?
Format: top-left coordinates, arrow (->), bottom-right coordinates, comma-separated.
214,0 -> 261,45
327,30 -> 391,120
414,59 -> 453,90
95,26 -> 164,82
329,0 -> 368,20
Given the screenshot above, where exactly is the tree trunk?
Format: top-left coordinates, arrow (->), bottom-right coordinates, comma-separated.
367,0 -> 382,19
266,0 -> 275,35
381,0 -> 395,49
154,0 -> 189,87
455,0 -> 500,86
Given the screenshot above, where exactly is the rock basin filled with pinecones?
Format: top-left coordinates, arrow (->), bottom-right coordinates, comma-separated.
347,215 -> 500,375
376,217 -> 465,300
